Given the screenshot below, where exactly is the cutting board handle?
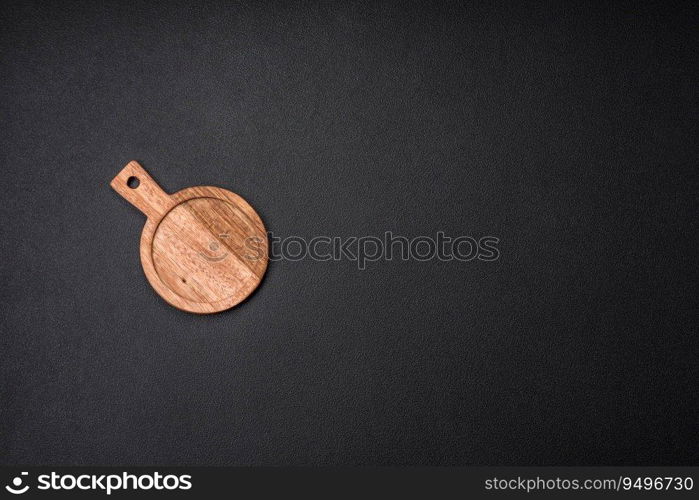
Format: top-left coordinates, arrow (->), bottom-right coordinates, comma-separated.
111,161 -> 173,219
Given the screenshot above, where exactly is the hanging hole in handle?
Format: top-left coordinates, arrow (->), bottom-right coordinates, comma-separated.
127,176 -> 140,189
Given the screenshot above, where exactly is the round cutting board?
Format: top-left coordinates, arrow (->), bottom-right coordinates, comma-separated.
111,161 -> 268,314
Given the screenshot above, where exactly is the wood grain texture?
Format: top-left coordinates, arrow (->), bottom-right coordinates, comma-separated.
111,161 -> 268,314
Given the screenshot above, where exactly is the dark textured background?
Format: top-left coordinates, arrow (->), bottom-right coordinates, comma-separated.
1,1 -> 696,465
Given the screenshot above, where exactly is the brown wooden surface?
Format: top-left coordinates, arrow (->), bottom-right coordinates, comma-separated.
111,161 -> 268,313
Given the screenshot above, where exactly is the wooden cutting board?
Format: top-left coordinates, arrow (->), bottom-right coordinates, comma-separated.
111,161 -> 268,314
